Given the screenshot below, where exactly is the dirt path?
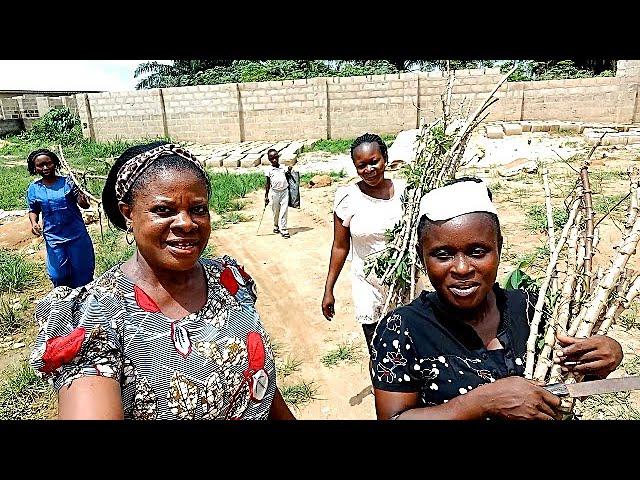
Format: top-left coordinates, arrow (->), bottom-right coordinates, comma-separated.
209,183 -> 377,419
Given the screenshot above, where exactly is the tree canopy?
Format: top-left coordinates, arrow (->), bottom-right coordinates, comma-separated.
134,59 -> 617,89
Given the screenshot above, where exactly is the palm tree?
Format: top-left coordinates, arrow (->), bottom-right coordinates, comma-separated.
134,60 -> 233,89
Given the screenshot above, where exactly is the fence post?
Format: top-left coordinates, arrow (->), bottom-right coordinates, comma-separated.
83,94 -> 96,141
235,83 -> 245,142
158,88 -> 169,138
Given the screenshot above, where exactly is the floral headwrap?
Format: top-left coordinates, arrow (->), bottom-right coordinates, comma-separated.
115,143 -> 205,201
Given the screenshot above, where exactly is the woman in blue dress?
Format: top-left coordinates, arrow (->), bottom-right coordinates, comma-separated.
26,149 -> 95,288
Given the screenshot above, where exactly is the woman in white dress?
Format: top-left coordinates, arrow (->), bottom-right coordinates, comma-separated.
322,133 -> 406,354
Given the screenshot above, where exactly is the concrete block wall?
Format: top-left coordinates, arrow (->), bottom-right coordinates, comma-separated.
517,77 -> 635,123
240,77 -> 327,141
162,84 -> 238,143
617,60 -> 640,78
82,89 -> 166,141
0,94 -> 79,125
328,73 -> 418,139
416,68 -> 508,123
0,98 -> 21,119
16,95 -> 39,119
73,63 -> 640,144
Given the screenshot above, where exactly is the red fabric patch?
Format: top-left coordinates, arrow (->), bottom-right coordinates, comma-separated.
220,267 -> 239,296
134,285 -> 161,313
40,327 -> 86,374
245,331 -> 266,373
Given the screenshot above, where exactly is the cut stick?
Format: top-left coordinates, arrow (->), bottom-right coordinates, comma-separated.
597,274 -> 640,335
575,213 -> 640,338
580,167 -> 594,292
543,168 -> 558,295
525,195 -> 582,379
533,221 -> 581,382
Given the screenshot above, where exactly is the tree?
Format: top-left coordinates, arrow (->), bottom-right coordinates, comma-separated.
134,59 -> 617,89
133,60 -> 402,89
134,60 -> 233,89
500,59 -> 617,81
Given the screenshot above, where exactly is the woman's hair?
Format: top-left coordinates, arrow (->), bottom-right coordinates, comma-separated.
102,141 -> 212,230
27,149 -> 60,175
416,177 -> 503,265
350,133 -> 389,163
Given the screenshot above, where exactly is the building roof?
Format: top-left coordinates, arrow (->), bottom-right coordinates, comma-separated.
0,89 -> 102,96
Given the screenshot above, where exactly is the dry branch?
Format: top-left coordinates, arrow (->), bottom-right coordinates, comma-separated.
369,66 -> 518,318
524,195 -> 582,379
57,144 -> 101,205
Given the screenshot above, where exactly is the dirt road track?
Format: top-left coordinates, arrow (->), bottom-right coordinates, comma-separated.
210,185 -> 377,419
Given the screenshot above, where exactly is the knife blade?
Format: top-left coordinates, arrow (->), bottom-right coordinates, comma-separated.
544,375 -> 640,398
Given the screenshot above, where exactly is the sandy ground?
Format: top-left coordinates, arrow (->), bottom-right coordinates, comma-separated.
210,183 -> 377,419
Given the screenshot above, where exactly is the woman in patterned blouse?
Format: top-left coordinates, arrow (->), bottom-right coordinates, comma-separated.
30,141 -> 294,420
371,178 -> 623,420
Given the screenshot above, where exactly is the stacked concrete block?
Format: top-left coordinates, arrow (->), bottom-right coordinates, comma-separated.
260,140 -> 291,165
503,123 -> 523,135
530,122 -> 549,132
279,140 -> 306,164
485,125 -> 505,139
521,121 -> 533,132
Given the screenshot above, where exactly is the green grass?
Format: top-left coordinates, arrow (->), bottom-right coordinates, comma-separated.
305,134 -> 396,154
525,204 -> 569,233
0,134 -> 170,206
320,342 -> 361,368
488,181 -> 504,192
593,193 -> 629,219
299,170 -> 346,186
0,249 -> 37,293
306,139 -> 353,154
269,339 -> 283,359
623,354 -> 640,376
0,166 -> 33,210
0,135 -> 168,161
91,228 -> 136,275
619,304 -> 640,331
549,129 -> 580,137
579,391 -> 640,420
514,245 -> 550,269
200,244 -> 216,259
211,212 -> 252,230
0,361 -> 55,420
0,162 -> 107,211
277,357 -> 302,378
280,380 -> 319,410
578,354 -> 640,419
208,171 -> 265,214
0,295 -> 26,337
590,170 -> 628,182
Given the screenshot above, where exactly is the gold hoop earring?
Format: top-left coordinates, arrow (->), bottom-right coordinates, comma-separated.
125,223 -> 134,245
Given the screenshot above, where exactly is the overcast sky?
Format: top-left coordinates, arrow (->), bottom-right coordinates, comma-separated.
0,60 -> 171,92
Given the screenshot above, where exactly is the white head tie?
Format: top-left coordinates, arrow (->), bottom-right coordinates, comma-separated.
418,180 -> 497,222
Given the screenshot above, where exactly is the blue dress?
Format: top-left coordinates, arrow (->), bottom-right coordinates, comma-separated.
27,176 -> 95,288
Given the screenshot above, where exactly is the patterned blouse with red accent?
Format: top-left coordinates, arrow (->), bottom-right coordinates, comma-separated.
29,256 -> 277,420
